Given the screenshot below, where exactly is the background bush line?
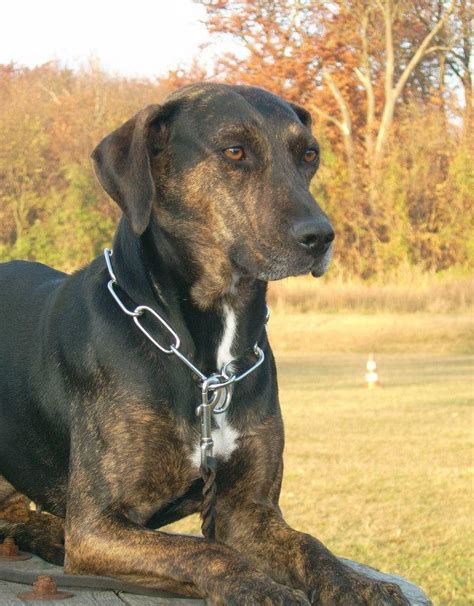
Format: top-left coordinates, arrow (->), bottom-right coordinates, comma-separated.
1,1 -> 472,289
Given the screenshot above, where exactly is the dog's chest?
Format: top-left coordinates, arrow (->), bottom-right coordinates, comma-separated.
190,303 -> 240,468
190,411 -> 240,469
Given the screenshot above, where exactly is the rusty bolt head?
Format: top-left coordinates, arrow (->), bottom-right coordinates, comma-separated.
1,537 -> 18,556
33,575 -> 58,595
0,537 -> 31,560
17,575 -> 73,601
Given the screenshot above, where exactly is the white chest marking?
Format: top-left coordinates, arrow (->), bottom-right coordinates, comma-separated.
190,416 -> 240,469
216,303 -> 237,370
190,304 -> 240,468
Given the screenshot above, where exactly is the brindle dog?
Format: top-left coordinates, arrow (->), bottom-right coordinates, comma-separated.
0,84 -> 408,605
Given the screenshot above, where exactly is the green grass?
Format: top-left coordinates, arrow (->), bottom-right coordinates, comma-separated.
166,314 -> 473,605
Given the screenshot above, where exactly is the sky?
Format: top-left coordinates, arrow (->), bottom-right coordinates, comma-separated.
0,0 -> 214,79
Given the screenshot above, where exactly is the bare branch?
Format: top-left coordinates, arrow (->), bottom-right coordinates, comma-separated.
356,5 -> 376,163
354,67 -> 369,87
424,45 -> 455,56
323,71 -> 353,135
37,83 -> 60,105
382,0 -> 395,102
322,71 -> 357,187
393,1 -> 455,101
374,0 -> 385,14
373,0 -> 456,162
311,107 -> 344,131
413,2 -> 430,29
445,58 -> 463,79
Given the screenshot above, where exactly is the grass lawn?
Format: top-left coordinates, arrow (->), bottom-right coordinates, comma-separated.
166,313 -> 473,606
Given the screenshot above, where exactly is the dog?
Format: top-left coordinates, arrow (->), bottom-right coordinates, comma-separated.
0,83 -> 408,605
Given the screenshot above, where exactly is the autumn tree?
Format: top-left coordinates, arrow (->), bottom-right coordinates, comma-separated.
445,0 -> 473,134
186,0 -> 471,276
0,63 -> 170,270
0,22 -> 471,277
197,0 -> 456,175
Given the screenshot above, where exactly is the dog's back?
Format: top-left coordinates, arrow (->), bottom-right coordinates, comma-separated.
0,260 -> 66,381
0,261 -> 69,507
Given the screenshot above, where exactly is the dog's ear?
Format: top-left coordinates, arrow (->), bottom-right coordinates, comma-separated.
91,104 -> 164,235
289,102 -> 312,130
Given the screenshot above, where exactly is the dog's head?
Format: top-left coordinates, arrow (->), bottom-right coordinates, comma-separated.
92,83 -> 334,305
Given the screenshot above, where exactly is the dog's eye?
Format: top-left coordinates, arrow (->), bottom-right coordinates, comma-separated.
223,146 -> 246,161
303,148 -> 318,163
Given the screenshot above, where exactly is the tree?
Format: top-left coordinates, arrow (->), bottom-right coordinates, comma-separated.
187,0 -> 467,276
0,62 -> 170,269
445,0 -> 473,135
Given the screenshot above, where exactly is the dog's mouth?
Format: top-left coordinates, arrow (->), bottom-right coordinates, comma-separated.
310,244 -> 333,278
273,242 -> 334,281
231,243 -> 333,282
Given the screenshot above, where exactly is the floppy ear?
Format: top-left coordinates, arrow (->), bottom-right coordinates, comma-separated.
289,102 -> 312,130
91,104 -> 163,235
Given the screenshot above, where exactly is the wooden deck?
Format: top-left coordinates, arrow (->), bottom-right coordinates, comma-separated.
0,553 -> 431,605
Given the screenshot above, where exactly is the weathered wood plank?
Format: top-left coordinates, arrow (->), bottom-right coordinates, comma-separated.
341,558 -> 432,606
0,579 -> 125,605
0,553 -> 431,605
0,555 -> 203,601
117,593 -> 203,605
0,580 -> 24,606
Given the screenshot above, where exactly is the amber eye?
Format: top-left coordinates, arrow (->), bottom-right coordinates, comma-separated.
304,148 -> 318,163
223,146 -> 245,161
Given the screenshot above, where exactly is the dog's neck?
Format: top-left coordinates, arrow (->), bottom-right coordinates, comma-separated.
110,218 -> 268,375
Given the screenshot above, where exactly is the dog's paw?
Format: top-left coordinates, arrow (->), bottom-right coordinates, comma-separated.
208,579 -> 310,605
309,572 -> 409,606
35,541 -> 65,566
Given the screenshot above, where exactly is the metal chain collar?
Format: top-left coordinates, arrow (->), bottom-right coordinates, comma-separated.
103,248 -> 266,470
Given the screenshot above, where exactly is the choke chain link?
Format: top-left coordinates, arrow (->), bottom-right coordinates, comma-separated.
104,248 -> 267,540
104,248 -> 265,393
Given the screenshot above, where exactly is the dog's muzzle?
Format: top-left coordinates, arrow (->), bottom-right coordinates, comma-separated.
291,217 -> 334,277
291,217 -> 335,255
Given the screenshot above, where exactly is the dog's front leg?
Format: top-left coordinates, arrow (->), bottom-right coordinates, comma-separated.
216,423 -> 408,606
64,426 -> 310,605
218,501 -> 409,605
65,510 -> 312,604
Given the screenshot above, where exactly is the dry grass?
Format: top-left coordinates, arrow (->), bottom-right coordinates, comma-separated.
165,314 -> 473,606
268,273 -> 474,314
268,312 -> 474,355
278,352 -> 472,606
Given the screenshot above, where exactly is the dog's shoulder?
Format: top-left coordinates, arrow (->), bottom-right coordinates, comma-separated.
0,259 -> 67,288
0,259 -> 67,307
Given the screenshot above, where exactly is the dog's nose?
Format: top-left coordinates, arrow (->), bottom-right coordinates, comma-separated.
292,218 -> 335,254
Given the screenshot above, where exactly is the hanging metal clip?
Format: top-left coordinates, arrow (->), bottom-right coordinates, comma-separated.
196,373 -> 236,469
196,376 -> 218,470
